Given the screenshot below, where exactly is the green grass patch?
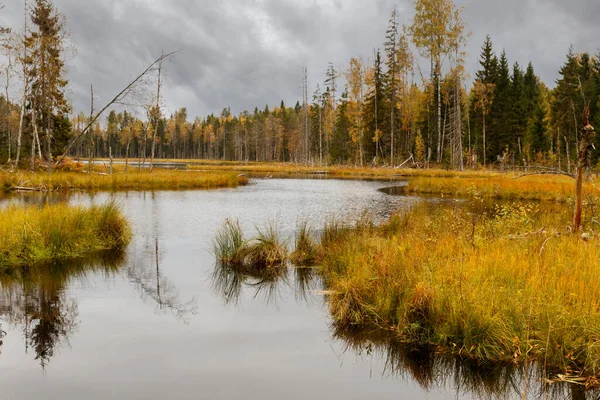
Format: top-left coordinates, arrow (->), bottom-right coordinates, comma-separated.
0,201 -> 131,269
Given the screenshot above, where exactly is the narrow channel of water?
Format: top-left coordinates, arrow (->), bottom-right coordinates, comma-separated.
0,179 -> 592,399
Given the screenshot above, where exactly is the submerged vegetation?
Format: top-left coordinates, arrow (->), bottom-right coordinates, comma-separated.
0,169 -> 248,192
0,201 -> 131,268
318,202 -> 600,384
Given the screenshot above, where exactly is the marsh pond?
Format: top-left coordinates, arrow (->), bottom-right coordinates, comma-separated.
0,178 -> 594,399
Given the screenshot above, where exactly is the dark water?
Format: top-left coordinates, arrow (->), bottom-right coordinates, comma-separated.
0,179 -> 591,399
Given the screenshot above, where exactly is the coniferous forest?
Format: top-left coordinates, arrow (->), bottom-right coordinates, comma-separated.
0,0 -> 598,171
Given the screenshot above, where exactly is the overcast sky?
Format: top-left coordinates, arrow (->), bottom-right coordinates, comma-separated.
1,0 -> 598,119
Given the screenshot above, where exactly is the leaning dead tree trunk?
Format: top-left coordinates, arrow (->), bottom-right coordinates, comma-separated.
54,51 -> 176,167
150,51 -> 164,173
573,106 -> 595,231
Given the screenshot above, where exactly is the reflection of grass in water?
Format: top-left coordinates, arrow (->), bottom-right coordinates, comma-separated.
211,260 -> 288,307
212,220 -> 301,306
294,266 -> 320,303
334,326 -> 597,400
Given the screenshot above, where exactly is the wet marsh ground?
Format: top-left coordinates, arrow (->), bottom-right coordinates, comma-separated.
1,174 -> 598,398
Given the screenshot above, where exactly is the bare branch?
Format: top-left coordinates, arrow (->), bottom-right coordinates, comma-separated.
55,51 -> 178,166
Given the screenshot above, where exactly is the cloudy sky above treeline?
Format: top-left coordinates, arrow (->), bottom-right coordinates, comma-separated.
1,0 -> 598,118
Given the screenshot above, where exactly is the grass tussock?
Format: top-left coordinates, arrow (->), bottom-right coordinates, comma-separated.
0,201 -> 131,268
289,221 -> 322,266
213,219 -> 288,277
319,202 -> 600,380
0,169 -> 248,192
244,223 -> 288,270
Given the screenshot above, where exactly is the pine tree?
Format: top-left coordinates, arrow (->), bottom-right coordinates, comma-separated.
26,0 -> 69,171
488,50 -> 511,161
364,49 -> 385,162
475,35 -> 498,84
529,103 -> 547,155
523,62 -> 540,120
470,36 -> 498,166
509,62 -> 527,156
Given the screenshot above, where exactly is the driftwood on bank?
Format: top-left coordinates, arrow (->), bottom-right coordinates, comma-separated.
515,171 -> 576,179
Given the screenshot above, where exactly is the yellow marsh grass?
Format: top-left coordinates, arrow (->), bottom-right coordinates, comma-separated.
320,203 -> 600,377
185,161 -> 503,178
0,169 -> 248,191
404,175 -> 593,202
185,160 -> 598,202
0,201 -> 131,268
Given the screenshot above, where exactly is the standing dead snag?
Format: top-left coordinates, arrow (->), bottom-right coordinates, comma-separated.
54,51 -> 177,168
573,106 -> 595,231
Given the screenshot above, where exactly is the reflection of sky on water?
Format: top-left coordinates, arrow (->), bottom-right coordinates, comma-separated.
0,179 -> 591,399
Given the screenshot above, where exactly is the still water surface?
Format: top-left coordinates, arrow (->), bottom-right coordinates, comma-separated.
0,179 -> 589,399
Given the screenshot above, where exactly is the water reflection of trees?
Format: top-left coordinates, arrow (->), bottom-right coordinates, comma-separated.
126,238 -> 197,321
334,328 -> 600,400
0,252 -> 123,368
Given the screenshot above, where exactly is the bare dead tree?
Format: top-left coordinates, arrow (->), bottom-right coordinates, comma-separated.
55,51 -> 176,167
149,50 -> 164,172
573,106 -> 595,231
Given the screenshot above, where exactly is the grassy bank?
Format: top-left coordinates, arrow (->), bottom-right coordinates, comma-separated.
0,169 -> 248,191
318,202 -> 600,383
0,202 -> 131,268
404,174 -> 596,202
182,160 -> 597,202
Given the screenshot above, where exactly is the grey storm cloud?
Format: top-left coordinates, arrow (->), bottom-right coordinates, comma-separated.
0,0 -> 598,119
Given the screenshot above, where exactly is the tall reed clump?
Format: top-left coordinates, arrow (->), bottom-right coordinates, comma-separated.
0,170 -> 248,192
213,219 -> 246,268
289,221 -> 321,266
0,201 -> 131,269
213,219 -> 288,277
244,222 -> 288,270
318,202 -> 600,382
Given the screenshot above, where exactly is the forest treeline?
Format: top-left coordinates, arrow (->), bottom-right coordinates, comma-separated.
0,0 -> 598,170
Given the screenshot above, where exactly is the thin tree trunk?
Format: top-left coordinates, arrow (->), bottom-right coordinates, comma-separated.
125,139 -> 131,172
565,135 -> 570,174
574,108 -> 595,231
482,113 -> 487,167
436,62 -> 442,163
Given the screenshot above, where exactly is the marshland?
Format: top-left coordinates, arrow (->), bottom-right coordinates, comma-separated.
3,0 -> 600,397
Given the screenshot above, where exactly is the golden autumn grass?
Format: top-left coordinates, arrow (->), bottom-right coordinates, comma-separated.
0,201 -> 131,269
0,169 -> 248,191
404,174 -> 595,202
89,158 -> 600,202
317,202 -> 600,383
